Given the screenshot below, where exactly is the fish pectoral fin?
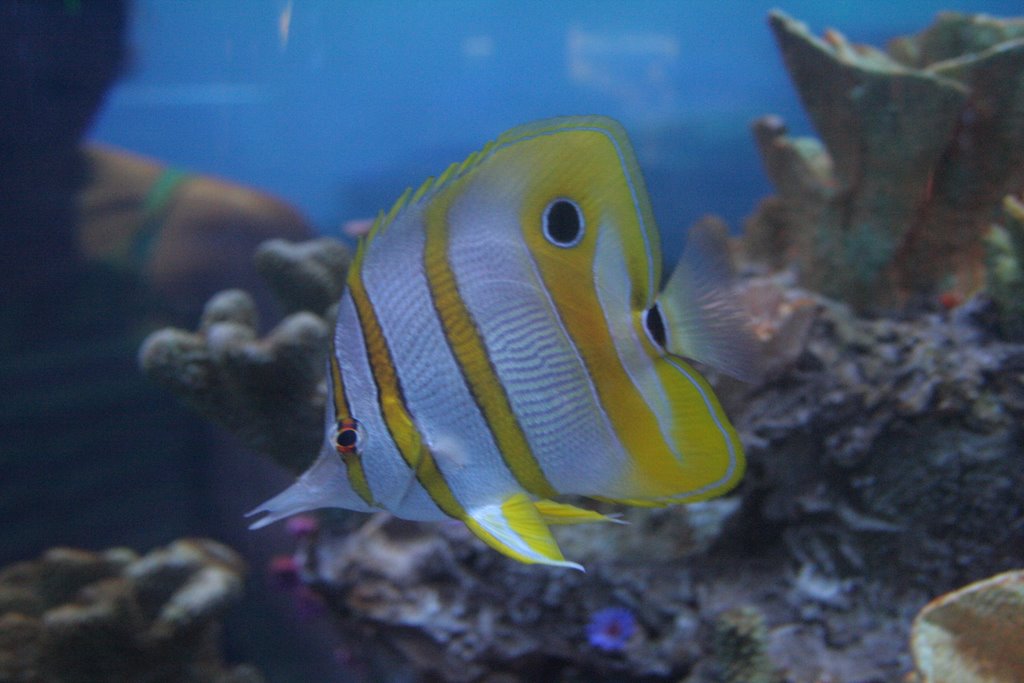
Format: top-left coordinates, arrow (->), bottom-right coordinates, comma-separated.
535,499 -> 627,525
463,493 -> 583,571
657,220 -> 760,382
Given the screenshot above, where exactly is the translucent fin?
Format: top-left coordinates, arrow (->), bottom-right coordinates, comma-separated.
246,449 -> 353,530
657,221 -> 760,382
463,493 -> 583,570
535,500 -> 626,525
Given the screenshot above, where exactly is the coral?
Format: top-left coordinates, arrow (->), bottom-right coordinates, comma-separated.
0,539 -> 261,683
253,237 -> 349,318
139,238 -> 350,472
985,194 -> 1024,340
706,607 -> 779,683
910,569 -> 1024,683
745,11 -> 1024,311
585,607 -> 637,653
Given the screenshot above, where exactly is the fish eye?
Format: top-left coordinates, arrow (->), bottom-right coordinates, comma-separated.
643,304 -> 667,348
335,419 -> 361,455
542,198 -> 585,247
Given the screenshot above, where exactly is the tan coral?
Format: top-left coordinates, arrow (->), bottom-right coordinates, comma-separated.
0,539 -> 261,683
140,290 -> 330,473
910,569 -> 1024,683
254,237 -> 349,317
139,237 -> 350,473
747,10 -> 1024,311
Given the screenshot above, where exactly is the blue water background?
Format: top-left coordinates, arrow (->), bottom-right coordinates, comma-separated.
91,0 -> 1021,262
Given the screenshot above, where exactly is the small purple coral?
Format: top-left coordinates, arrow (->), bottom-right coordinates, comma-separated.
586,606 -> 637,652
285,514 -> 320,537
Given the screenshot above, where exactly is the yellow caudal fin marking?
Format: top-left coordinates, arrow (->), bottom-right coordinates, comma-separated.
463,493 -> 583,570
534,500 -> 626,525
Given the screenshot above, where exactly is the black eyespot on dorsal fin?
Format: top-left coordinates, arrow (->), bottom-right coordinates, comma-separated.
644,304 -> 667,348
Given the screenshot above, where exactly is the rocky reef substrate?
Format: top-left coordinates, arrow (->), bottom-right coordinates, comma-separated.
274,280 -> 1023,683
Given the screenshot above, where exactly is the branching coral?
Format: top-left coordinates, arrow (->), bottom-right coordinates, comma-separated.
746,11 -> 1024,312
253,237 -> 349,318
139,238 -> 350,472
0,539 -> 260,683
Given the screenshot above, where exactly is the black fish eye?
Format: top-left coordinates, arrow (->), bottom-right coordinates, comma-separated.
644,304 -> 667,348
335,419 -> 360,454
542,198 -> 585,247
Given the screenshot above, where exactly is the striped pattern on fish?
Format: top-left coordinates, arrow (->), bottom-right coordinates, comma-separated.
248,116 -> 755,569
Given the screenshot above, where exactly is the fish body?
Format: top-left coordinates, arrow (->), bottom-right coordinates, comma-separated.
249,116 -> 752,569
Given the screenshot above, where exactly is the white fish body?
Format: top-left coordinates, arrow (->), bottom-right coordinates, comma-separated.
249,116 -> 753,570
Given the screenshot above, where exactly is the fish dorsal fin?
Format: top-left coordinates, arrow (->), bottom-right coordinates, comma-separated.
657,221 -> 760,382
361,115 -> 653,252
463,493 -> 583,570
362,139 -> 502,244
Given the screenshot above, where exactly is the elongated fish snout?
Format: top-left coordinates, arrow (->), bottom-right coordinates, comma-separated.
245,482 -> 316,530
246,448 -> 355,529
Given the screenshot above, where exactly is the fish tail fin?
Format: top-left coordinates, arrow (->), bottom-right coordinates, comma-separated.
656,221 -> 759,382
464,493 -> 584,570
535,499 -> 627,525
246,449 -> 352,529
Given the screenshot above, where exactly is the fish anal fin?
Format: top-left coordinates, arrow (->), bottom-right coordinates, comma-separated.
591,495 -> 670,508
464,493 -> 583,570
535,499 -> 626,525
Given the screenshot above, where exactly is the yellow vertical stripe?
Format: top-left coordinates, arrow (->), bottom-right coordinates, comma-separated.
422,196 -> 559,499
501,127 -> 738,500
346,247 -> 466,520
327,349 -> 375,506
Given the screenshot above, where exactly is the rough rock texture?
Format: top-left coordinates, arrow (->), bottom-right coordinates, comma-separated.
0,539 -> 261,683
745,11 -> 1024,311
267,279 -> 1023,683
731,286 -> 1024,592
139,238 -> 349,472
